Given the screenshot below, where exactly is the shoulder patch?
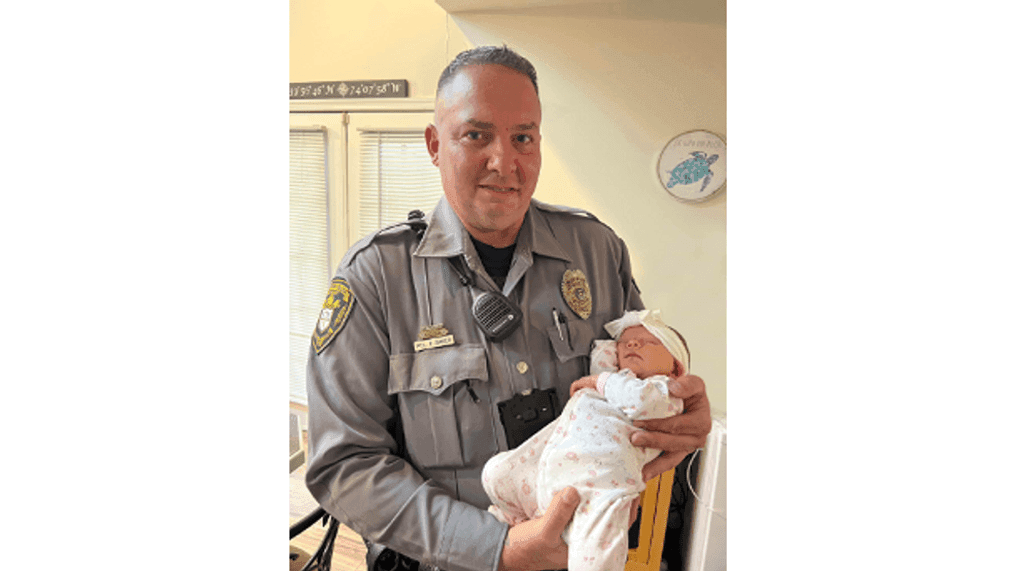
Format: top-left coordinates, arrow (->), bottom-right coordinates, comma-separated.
312,277 -> 356,354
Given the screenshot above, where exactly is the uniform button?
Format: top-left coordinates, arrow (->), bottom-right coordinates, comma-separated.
430,375 -> 443,389
516,361 -> 529,374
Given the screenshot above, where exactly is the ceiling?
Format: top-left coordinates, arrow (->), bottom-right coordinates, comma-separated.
434,0 -> 725,25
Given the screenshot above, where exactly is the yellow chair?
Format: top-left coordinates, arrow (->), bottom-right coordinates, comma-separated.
625,468 -> 675,571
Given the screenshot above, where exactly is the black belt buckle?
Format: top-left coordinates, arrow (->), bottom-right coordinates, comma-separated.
498,388 -> 559,449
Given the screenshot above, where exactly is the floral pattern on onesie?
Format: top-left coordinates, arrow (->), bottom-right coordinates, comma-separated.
481,370 -> 683,571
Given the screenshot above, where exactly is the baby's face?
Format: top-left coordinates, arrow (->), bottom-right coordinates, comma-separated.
616,325 -> 680,378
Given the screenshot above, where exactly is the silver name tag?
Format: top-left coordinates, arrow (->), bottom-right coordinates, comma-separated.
413,334 -> 455,352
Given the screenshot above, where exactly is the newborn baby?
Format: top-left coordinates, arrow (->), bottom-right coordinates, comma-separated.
482,309 -> 690,571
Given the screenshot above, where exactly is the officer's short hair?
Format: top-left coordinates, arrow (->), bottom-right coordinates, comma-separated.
437,45 -> 539,97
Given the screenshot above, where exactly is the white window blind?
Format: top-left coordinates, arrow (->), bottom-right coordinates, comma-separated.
289,128 -> 330,404
357,130 -> 443,240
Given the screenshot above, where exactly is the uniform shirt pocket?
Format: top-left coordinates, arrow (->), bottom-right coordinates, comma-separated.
388,344 -> 491,469
546,319 -> 595,362
546,320 -> 596,396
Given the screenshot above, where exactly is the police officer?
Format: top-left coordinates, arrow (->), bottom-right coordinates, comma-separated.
305,46 -> 712,571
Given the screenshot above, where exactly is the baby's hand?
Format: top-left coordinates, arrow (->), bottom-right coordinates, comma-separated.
569,375 -> 599,397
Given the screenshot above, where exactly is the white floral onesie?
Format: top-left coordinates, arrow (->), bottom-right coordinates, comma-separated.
481,369 -> 683,571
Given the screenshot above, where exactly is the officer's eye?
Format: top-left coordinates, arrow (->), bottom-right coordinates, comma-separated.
465,131 -> 483,141
515,134 -> 533,144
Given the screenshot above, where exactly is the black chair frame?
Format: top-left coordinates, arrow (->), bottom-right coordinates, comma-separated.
290,506 -> 341,571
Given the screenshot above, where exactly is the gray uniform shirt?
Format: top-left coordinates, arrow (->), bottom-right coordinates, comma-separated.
305,197 -> 644,571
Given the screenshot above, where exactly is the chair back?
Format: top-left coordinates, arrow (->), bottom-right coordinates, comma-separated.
625,468 -> 675,571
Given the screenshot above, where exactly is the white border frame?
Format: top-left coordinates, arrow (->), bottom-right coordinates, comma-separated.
656,130 -> 727,203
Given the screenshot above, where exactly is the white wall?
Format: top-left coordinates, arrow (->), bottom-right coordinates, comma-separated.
291,0 -> 727,411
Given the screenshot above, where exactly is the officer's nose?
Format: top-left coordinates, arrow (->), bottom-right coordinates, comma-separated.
486,136 -> 518,176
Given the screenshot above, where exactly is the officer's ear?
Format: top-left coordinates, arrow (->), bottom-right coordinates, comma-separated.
424,124 -> 440,166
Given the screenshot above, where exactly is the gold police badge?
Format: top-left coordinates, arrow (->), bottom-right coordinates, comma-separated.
561,268 -> 592,319
312,277 -> 356,354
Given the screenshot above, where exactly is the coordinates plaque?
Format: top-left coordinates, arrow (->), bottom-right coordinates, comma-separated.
289,80 -> 409,100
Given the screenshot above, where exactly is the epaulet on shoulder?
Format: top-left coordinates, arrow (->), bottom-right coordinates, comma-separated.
338,218 -> 426,268
531,199 -> 600,222
531,199 -> 621,236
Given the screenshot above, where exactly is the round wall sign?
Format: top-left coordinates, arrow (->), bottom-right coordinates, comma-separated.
657,130 -> 726,202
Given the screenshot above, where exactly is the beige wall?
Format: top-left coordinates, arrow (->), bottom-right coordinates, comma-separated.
291,0 -> 727,412
290,1 -> 471,95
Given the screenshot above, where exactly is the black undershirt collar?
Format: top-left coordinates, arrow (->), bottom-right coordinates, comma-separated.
470,236 -> 516,290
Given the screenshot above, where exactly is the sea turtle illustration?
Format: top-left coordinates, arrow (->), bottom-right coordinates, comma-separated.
666,151 -> 720,192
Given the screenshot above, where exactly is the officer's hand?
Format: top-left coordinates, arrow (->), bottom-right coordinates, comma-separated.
499,486 -> 578,571
631,374 -> 712,482
569,375 -> 599,397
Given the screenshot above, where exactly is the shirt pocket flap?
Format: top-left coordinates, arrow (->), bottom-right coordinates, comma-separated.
388,344 -> 488,396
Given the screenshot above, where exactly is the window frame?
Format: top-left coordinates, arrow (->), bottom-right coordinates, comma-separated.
288,99 -> 435,404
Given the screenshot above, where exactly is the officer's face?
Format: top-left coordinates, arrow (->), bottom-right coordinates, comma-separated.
425,64 -> 541,247
617,326 -> 681,378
